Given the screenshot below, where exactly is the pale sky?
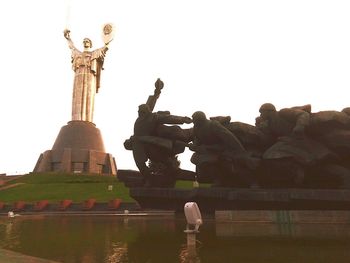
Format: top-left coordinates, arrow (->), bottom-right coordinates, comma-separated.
1,0 -> 350,175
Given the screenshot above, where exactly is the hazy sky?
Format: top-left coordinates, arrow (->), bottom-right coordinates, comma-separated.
1,0 -> 350,174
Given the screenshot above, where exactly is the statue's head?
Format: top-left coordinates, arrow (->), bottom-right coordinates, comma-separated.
83,38 -> 92,49
259,103 -> 276,119
342,107 -> 350,116
255,116 -> 269,130
192,111 -> 207,125
138,104 -> 151,118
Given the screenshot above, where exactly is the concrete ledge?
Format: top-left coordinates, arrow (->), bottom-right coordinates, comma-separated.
215,221 -> 350,238
0,248 -> 59,263
216,210 -> 350,223
130,188 -> 350,212
0,210 -> 175,217
0,201 -> 140,214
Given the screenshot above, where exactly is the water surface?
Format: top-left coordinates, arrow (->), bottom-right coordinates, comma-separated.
0,215 -> 350,262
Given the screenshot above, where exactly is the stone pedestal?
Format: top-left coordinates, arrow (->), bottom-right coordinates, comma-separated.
129,187 -> 350,213
33,121 -> 117,175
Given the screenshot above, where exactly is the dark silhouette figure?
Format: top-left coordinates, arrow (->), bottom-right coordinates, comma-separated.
256,103 -> 350,188
124,79 -> 192,187
189,111 -> 258,187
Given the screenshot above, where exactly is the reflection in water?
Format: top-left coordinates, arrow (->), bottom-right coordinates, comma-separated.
106,242 -> 128,263
0,220 -> 20,250
179,231 -> 202,262
0,216 -> 350,262
179,243 -> 201,263
216,222 -> 350,239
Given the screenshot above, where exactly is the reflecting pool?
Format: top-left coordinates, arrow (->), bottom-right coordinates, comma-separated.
0,215 -> 350,262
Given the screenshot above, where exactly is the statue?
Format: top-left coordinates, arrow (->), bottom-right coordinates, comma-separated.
189,111 -> 259,187
63,24 -> 114,122
256,103 -> 349,188
121,92 -> 350,213
306,109 -> 350,186
124,79 -> 193,187
210,115 -> 269,158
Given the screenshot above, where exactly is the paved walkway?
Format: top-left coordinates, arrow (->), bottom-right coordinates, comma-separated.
0,248 -> 59,263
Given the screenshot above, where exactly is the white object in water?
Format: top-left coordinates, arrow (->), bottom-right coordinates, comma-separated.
184,202 -> 202,233
8,211 -> 14,218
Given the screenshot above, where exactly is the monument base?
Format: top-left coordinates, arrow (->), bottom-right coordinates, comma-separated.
33,121 -> 117,175
130,187 -> 350,213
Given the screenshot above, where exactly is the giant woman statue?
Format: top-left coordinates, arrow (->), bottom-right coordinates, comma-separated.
63,25 -> 114,122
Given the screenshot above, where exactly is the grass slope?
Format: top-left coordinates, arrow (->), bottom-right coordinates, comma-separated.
0,173 -> 131,204
0,173 -> 202,204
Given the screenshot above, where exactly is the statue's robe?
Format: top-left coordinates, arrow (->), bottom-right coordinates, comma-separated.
71,47 -> 107,122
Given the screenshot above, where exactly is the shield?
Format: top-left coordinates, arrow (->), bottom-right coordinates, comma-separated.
102,23 -> 115,44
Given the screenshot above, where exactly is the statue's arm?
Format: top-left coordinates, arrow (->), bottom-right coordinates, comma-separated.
92,45 -> 109,60
157,114 -> 192,125
213,121 -> 245,152
280,108 -> 310,135
146,78 -> 164,112
91,45 -> 109,92
63,29 -> 78,51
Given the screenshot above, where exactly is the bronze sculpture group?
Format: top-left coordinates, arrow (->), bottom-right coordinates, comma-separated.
124,79 -> 192,187
125,79 -> 350,189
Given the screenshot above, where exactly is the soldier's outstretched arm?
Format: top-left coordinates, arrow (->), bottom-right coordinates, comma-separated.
157,114 -> 192,125
146,78 -> 164,112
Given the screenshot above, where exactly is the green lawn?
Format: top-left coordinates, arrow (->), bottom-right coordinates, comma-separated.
0,173 -> 131,204
0,173 -> 209,204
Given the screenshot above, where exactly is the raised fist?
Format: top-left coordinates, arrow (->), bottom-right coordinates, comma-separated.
183,117 -> 192,124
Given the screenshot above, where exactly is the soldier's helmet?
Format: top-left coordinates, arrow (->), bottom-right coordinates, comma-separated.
192,111 -> 207,124
342,107 -> 350,116
259,103 -> 276,113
